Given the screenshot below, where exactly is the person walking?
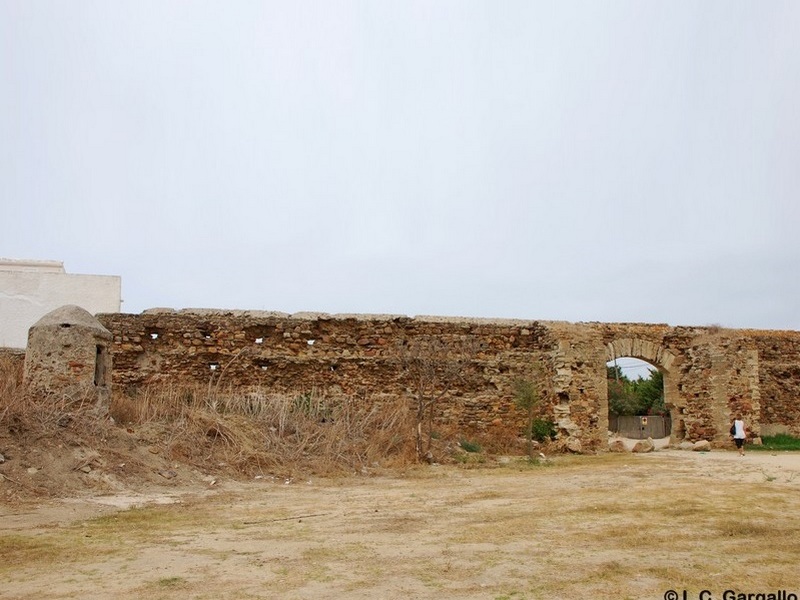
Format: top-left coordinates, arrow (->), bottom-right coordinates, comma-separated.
732,415 -> 746,456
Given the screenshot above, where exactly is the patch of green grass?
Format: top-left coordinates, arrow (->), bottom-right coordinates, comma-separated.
0,532 -> 124,573
750,434 -> 800,451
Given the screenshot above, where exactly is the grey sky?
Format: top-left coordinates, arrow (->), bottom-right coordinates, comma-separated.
2,1 -> 799,329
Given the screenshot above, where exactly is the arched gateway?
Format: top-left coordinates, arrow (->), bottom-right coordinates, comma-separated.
596,325 -> 766,448
605,338 -> 679,441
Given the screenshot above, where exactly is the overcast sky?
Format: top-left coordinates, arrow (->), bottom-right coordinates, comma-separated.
2,1 -> 799,330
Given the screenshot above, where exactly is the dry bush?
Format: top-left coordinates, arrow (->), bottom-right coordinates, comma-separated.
0,354 -> 24,423
1,354 -> 100,435
4,358 -> 531,483
0,354 -> 23,387
110,384 -> 420,477
2,385 -> 111,443
466,423 -> 529,455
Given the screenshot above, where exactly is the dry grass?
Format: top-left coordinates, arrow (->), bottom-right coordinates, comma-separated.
0,360 -> 113,454
1,351 -> 440,480
1,350 -> 531,482
107,383 -> 423,477
0,354 -> 23,424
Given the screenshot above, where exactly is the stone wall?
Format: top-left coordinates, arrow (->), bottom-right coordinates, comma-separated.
91,309 -> 800,449
97,309 -> 568,442
752,330 -> 800,436
0,348 -> 25,370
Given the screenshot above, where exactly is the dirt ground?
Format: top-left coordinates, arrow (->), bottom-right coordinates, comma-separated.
3,445 -> 800,600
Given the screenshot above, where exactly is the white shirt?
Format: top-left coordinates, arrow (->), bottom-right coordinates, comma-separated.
733,419 -> 745,439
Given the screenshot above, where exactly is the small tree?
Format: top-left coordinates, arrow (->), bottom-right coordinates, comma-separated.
396,336 -> 478,462
513,376 -> 542,459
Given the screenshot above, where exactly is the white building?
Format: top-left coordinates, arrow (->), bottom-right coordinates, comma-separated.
0,259 -> 121,349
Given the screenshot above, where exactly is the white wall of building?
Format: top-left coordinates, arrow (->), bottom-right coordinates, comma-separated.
0,259 -> 121,349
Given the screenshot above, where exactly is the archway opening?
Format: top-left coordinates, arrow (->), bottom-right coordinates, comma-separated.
606,357 -> 670,439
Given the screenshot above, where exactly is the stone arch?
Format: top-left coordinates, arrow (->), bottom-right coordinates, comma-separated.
606,338 -> 676,373
605,338 -> 682,441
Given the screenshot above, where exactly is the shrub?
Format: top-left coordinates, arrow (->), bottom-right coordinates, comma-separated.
459,439 -> 482,453
531,418 -> 557,443
513,376 -> 542,459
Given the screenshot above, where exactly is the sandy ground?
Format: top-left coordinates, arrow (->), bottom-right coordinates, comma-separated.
3,447 -> 800,600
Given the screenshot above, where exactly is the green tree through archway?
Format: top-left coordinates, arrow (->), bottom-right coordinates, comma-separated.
606,360 -> 666,417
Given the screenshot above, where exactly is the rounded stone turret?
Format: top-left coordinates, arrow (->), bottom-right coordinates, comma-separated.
23,305 -> 113,404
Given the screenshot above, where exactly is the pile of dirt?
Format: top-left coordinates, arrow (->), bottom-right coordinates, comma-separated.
0,414 -> 223,505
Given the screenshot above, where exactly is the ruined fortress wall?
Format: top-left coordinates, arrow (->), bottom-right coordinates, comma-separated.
3,305 -> 799,446
82,311 -> 800,446
97,310 -> 578,441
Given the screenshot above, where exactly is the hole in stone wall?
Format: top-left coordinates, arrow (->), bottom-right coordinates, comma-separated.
244,325 -> 272,341
150,332 -> 159,340
307,339 -> 315,346
255,337 -> 263,344
94,345 -> 108,387
60,323 -> 71,328
209,363 -> 219,371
